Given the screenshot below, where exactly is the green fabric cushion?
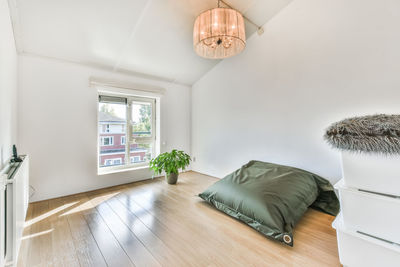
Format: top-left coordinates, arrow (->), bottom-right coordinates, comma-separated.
199,160 -> 339,246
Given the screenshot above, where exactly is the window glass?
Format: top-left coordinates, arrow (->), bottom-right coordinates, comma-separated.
130,143 -> 152,163
131,102 -> 152,138
98,102 -> 126,168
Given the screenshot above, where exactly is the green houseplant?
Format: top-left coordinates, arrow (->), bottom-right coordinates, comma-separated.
149,149 -> 191,184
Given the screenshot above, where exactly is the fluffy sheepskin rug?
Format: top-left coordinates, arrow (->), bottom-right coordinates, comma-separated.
324,114 -> 400,154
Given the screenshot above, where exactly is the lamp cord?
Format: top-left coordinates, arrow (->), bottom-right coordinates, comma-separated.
218,0 -> 263,32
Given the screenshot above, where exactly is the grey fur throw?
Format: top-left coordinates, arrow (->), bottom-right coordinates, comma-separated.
324,114 -> 400,154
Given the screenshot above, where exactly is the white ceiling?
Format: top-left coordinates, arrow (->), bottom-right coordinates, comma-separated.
13,0 -> 292,85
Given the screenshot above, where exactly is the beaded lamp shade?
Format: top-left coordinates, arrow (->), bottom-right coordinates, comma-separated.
193,7 -> 246,59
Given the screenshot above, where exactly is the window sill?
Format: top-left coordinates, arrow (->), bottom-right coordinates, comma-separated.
98,165 -> 150,175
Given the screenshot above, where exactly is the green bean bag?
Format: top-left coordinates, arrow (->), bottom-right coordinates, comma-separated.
199,160 -> 339,246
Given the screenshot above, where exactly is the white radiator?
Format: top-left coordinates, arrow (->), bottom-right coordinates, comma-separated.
0,155 -> 29,267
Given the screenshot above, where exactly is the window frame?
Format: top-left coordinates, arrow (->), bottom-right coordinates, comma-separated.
97,93 -> 157,174
127,96 -> 156,148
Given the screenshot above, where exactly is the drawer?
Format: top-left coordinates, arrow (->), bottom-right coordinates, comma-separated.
333,215 -> 400,267
335,180 -> 400,244
341,151 -> 400,196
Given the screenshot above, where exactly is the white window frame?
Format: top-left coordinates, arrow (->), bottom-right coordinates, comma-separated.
121,136 -> 126,145
97,92 -> 159,175
100,136 -> 114,146
127,96 -> 156,157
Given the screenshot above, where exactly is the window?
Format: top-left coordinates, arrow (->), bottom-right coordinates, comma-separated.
130,156 -> 141,163
113,158 -> 122,165
101,124 -> 110,133
98,94 -> 157,172
104,158 -> 121,166
100,136 -> 114,146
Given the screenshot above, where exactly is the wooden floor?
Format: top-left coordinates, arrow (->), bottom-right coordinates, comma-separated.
17,171 -> 340,267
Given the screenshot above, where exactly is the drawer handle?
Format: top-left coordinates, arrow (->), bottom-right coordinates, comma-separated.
358,189 -> 400,199
357,231 -> 400,247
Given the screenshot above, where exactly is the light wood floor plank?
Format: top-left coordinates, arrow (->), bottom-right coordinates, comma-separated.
18,171 -> 340,267
92,196 -> 161,267
118,181 -> 279,266
29,201 -> 54,267
47,198 -> 80,267
114,191 -> 211,266
59,194 -> 108,267
80,193 -> 135,267
35,201 -> 54,267
17,203 -> 33,267
121,179 -> 292,266
106,197 -> 190,266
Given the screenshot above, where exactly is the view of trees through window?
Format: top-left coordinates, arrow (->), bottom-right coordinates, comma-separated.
99,103 -> 117,116
132,102 -> 152,137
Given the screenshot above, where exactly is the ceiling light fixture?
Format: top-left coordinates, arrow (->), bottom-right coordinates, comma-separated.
193,0 -> 246,59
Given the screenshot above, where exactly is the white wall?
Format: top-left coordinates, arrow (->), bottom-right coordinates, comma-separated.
192,0 -> 400,183
19,54 -> 191,202
0,0 -> 18,169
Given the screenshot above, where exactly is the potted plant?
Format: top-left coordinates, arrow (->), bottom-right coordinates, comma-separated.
149,149 -> 191,184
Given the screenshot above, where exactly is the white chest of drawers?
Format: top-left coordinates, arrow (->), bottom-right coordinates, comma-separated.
341,151 -> 400,196
334,152 -> 400,267
333,215 -> 400,267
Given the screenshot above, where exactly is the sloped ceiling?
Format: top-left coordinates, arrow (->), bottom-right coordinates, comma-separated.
12,0 -> 292,85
